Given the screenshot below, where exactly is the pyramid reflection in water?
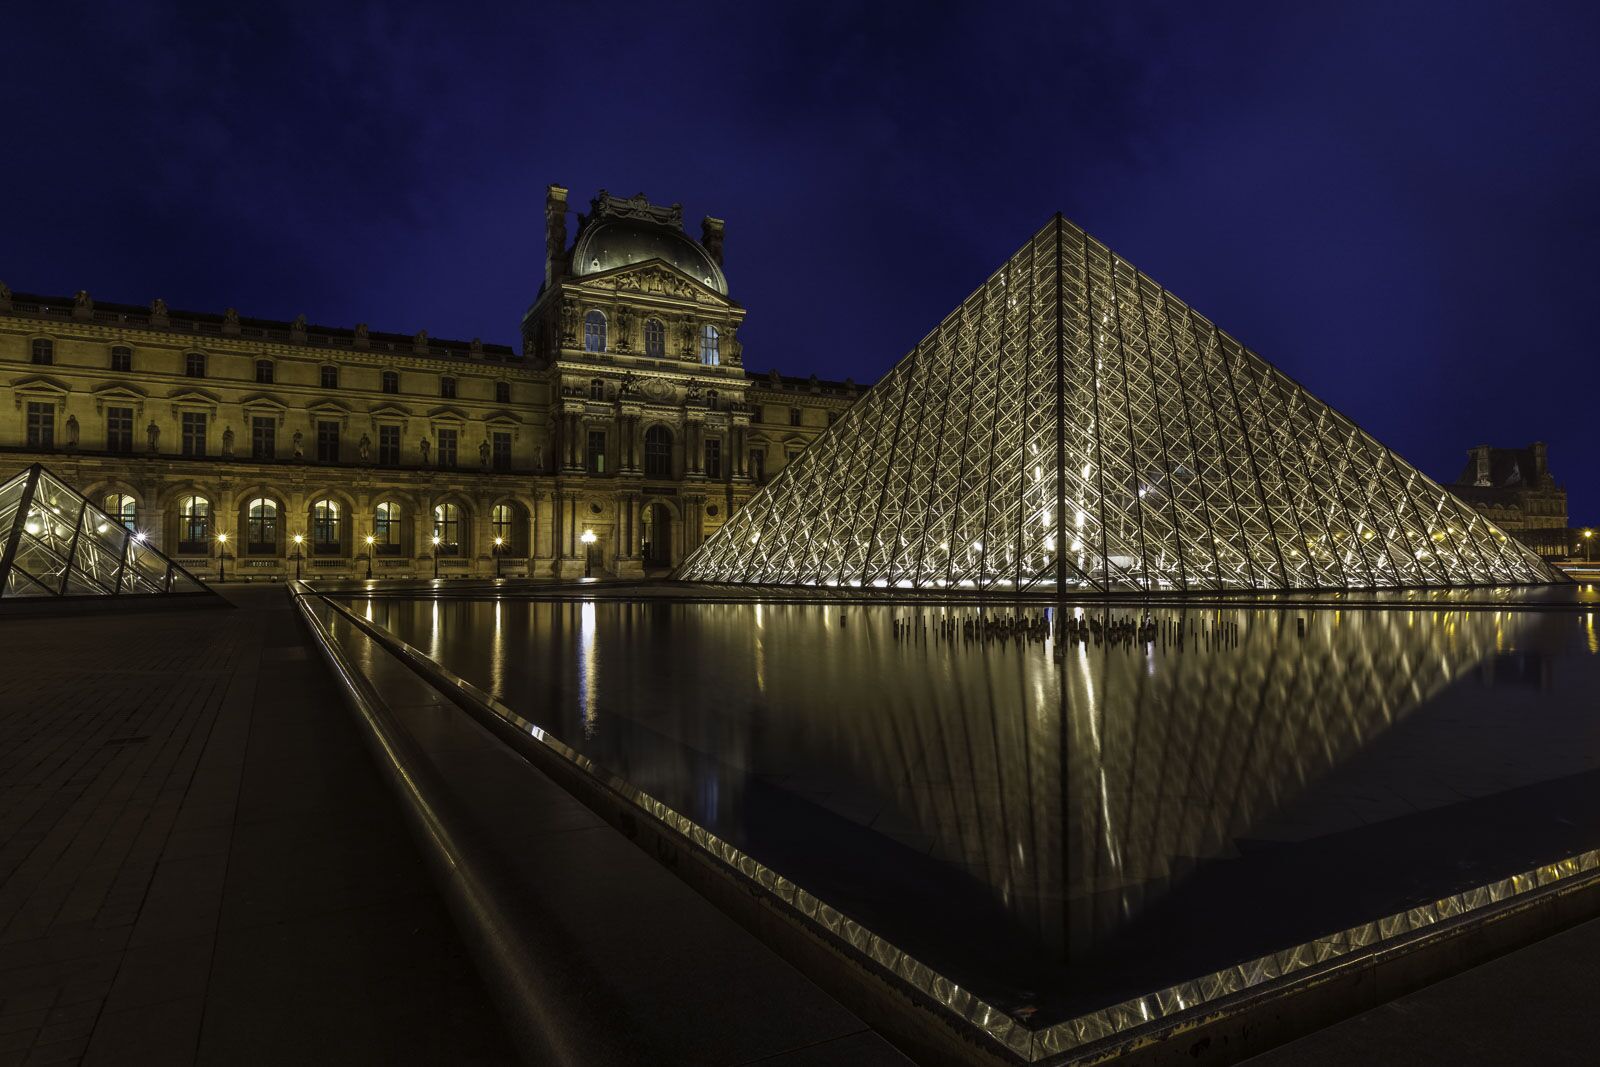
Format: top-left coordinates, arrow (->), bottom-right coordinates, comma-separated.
681,217 -> 1559,592
0,464 -> 211,599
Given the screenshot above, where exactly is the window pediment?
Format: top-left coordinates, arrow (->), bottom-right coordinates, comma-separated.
167,386 -> 221,418
426,405 -> 469,425
12,375 -> 70,412
92,382 -> 148,417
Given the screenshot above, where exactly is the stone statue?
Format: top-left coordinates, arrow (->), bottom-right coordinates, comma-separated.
292,429 -> 304,459
358,433 -> 371,461
146,420 -> 160,453
0,281 -> 11,307
618,371 -> 635,397
679,320 -> 695,357
615,304 -> 634,350
354,322 -> 369,341
414,329 -> 428,346
65,415 -> 80,449
768,368 -> 781,387
419,436 -> 431,465
470,337 -> 483,355
559,301 -> 576,343
479,439 -> 490,468
74,290 -> 93,313
149,297 -> 168,322
222,425 -> 234,457
533,442 -> 544,471
224,307 -> 240,327
291,314 -> 308,337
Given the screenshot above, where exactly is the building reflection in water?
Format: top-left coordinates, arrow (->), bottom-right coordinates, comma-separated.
355,597 -> 1560,983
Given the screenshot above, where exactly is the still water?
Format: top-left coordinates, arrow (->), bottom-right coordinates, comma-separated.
345,596 -> 1600,1021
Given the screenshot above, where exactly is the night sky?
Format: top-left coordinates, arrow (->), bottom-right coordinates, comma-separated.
6,2 -> 1597,519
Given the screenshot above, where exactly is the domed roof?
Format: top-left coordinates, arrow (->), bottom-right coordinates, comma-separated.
571,217 -> 727,295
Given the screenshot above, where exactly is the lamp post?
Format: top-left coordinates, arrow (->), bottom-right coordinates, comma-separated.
580,528 -> 597,579
493,536 -> 504,578
292,533 -> 305,580
216,531 -> 229,582
431,535 -> 442,579
1585,528 -> 1594,563
364,535 -> 375,579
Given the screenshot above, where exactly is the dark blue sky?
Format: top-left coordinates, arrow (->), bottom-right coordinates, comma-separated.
6,2 -> 1597,520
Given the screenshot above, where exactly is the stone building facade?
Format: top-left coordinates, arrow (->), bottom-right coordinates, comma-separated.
1450,442 -> 1570,558
0,186 -> 859,580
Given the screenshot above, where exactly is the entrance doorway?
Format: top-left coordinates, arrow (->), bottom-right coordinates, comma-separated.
642,503 -> 673,567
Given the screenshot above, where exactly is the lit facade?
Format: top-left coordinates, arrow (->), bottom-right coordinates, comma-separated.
1449,443 -> 1569,559
0,187 -> 856,580
681,216 -> 1560,591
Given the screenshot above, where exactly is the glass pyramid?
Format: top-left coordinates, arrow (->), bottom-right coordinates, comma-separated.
0,464 -> 212,599
681,217 -> 1560,592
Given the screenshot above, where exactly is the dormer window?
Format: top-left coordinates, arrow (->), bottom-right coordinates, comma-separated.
584,311 -> 607,353
644,318 -> 665,357
700,324 -> 719,366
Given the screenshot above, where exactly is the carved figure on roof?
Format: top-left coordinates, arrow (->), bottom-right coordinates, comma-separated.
292,313 -> 307,332
354,322 -> 369,341
150,297 -> 168,320
75,290 -> 93,312
224,307 -> 240,327
768,368 -> 781,387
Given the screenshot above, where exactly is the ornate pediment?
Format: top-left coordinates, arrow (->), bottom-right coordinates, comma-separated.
92,382 -> 148,416
581,260 -> 731,306
11,374 -> 70,412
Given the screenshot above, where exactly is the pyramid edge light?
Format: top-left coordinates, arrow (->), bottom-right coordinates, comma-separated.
0,463 -> 218,600
677,215 -> 1563,593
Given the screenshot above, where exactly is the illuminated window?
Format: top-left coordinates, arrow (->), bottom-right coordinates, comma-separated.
584,311 -> 607,353
31,339 -> 53,365
492,504 -> 514,549
644,425 -> 672,479
177,496 -> 209,551
644,318 -> 665,357
374,501 -> 402,555
311,499 -> 342,554
246,498 -> 278,554
700,324 -> 719,365
433,503 -> 462,556
104,493 -> 138,532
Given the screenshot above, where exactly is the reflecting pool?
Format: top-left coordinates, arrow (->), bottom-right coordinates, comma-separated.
342,596 -> 1600,1023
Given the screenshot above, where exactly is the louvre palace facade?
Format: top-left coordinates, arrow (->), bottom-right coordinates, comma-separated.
0,186 -> 858,580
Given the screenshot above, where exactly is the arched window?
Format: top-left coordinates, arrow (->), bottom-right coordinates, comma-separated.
700,324 -> 719,366
177,495 -> 209,551
374,501 -> 402,555
104,493 -> 138,532
185,352 -> 206,378
31,339 -> 53,365
320,366 -> 339,389
381,371 -> 399,394
311,499 -> 342,554
492,504 -> 514,552
433,503 -> 462,557
111,346 -> 132,373
584,310 -> 607,353
255,359 -> 274,384
589,378 -> 606,400
246,498 -> 279,554
644,318 -> 665,357
644,426 -> 673,479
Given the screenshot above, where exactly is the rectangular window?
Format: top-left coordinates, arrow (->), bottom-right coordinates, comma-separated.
790,407 -> 802,426
255,360 -> 274,384
31,340 -> 53,365
181,412 -> 207,457
704,438 -> 722,480
492,431 -> 512,471
440,377 -> 456,399
587,430 -> 606,474
111,347 -> 132,373
26,402 -> 54,448
316,420 -> 340,463
185,352 -> 206,378
437,428 -> 458,468
750,450 -> 765,483
251,416 -> 276,460
378,425 -> 401,466
106,406 -> 133,453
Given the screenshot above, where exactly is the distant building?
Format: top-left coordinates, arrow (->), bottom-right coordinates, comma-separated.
1450,443 -> 1569,558
0,186 -> 860,580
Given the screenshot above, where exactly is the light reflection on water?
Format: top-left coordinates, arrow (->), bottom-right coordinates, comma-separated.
350,596 -> 1598,1017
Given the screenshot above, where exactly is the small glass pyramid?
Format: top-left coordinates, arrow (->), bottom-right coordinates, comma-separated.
0,464 -> 212,599
680,216 -> 1561,592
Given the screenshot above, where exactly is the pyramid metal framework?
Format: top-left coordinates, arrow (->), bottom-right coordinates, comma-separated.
680,216 -> 1560,592
0,464 -> 212,599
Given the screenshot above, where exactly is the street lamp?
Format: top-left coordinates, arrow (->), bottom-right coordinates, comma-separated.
431,535 -> 442,579
580,528 -> 597,578
364,534 -> 375,579
493,535 -> 505,578
1584,528 -> 1593,563
215,531 -> 229,582
292,533 -> 305,580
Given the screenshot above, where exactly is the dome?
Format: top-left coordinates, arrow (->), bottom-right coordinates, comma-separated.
571,218 -> 728,295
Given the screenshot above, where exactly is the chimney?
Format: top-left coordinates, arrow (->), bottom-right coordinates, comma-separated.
701,216 -> 725,266
545,184 -> 570,289
1531,441 -> 1548,481
1472,445 -> 1492,486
